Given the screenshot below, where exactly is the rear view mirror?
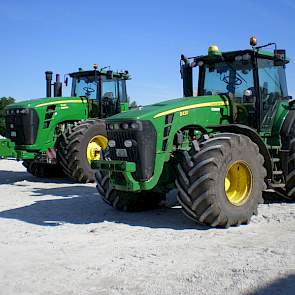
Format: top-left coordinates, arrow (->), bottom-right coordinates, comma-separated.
274,49 -> 286,66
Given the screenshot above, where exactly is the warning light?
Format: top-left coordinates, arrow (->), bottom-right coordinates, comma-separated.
250,36 -> 257,47
208,45 -> 221,56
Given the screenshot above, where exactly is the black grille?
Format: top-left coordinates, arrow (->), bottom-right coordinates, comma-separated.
108,129 -> 138,162
5,108 -> 39,145
107,120 -> 156,181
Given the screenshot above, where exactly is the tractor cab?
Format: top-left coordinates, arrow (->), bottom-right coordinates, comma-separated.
181,39 -> 289,132
69,66 -> 130,118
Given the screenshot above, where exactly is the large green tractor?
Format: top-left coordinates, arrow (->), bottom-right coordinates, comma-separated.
1,66 -> 130,182
93,37 -> 294,227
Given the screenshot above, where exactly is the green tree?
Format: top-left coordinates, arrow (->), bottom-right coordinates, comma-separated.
0,97 -> 15,136
129,100 -> 138,108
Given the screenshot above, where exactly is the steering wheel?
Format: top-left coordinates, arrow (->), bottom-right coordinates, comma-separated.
222,75 -> 243,86
83,87 -> 95,97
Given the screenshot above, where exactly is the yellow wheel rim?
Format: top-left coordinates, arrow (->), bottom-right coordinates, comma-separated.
224,160 -> 252,206
86,135 -> 108,162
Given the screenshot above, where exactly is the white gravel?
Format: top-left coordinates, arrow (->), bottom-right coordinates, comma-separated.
0,159 -> 295,295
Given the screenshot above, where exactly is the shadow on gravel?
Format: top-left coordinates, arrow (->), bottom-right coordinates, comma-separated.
262,191 -> 294,204
0,185 -> 208,230
247,274 -> 295,295
0,170 -> 75,185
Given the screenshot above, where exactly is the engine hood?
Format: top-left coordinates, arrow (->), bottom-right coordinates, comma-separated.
5,96 -> 85,109
107,95 -> 226,122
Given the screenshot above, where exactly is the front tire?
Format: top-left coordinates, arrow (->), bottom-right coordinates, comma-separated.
176,133 -> 267,227
56,119 -> 108,183
95,170 -> 165,211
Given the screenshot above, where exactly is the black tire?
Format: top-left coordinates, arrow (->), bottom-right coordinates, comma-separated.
280,110 -> 295,198
56,119 -> 107,183
94,170 -> 165,211
176,133 -> 267,228
23,160 -> 64,178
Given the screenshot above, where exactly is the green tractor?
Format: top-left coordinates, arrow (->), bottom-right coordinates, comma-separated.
1,65 -> 130,182
93,37 -> 294,227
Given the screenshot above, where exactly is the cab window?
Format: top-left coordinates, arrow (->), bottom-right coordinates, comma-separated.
118,80 -> 127,102
101,79 -> 118,100
73,76 -> 97,99
202,58 -> 256,126
258,59 -> 287,129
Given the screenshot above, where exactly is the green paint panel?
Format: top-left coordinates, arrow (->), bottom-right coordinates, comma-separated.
0,139 -> 17,158
103,95 -> 230,192
6,96 -> 89,153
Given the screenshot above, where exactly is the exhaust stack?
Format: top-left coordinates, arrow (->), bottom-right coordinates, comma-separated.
45,71 -> 53,98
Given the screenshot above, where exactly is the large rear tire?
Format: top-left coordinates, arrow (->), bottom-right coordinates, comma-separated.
176,133 -> 267,227
56,119 -> 108,183
94,170 -> 165,211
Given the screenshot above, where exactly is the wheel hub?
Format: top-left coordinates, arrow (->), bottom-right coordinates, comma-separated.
87,135 -> 108,162
224,160 -> 252,206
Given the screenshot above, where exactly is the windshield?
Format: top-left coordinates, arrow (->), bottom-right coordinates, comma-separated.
203,58 -> 254,102
72,76 -> 97,99
72,76 -> 127,102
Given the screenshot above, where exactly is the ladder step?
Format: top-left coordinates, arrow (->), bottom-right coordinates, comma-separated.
266,145 -> 281,150
270,183 -> 285,188
273,170 -> 283,175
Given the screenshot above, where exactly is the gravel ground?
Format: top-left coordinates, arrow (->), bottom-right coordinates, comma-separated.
0,159 -> 295,295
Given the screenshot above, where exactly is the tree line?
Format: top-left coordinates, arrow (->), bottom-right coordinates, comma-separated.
0,97 -> 15,136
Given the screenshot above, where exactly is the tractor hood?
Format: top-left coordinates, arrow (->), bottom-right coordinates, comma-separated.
5,96 -> 85,110
107,95 -> 226,121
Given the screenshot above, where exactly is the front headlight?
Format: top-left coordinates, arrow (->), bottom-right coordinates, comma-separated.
124,140 -> 133,148
121,123 -> 129,130
108,140 -> 116,148
130,122 -> 139,129
20,109 -> 30,114
114,123 -> 120,130
108,124 -> 114,130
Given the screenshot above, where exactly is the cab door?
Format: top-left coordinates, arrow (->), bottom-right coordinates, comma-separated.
257,58 -> 288,132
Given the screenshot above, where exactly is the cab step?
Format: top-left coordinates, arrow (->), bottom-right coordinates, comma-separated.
272,170 -> 283,175
269,183 -> 285,188
266,145 -> 281,150
271,158 -> 280,163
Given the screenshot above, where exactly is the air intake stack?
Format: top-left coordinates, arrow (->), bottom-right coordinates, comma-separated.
54,74 -> 62,97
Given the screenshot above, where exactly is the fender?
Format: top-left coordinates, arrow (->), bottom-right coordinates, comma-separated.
207,124 -> 272,179
280,109 -> 295,149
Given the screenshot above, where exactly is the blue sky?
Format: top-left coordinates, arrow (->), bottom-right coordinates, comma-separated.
0,0 -> 294,104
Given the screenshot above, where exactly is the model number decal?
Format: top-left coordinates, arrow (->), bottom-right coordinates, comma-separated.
180,111 -> 189,117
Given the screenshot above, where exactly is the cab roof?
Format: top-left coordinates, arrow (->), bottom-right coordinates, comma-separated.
69,69 -> 130,80
194,49 -> 289,63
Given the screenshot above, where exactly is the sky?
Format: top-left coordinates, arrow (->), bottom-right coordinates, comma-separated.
0,0 -> 294,105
